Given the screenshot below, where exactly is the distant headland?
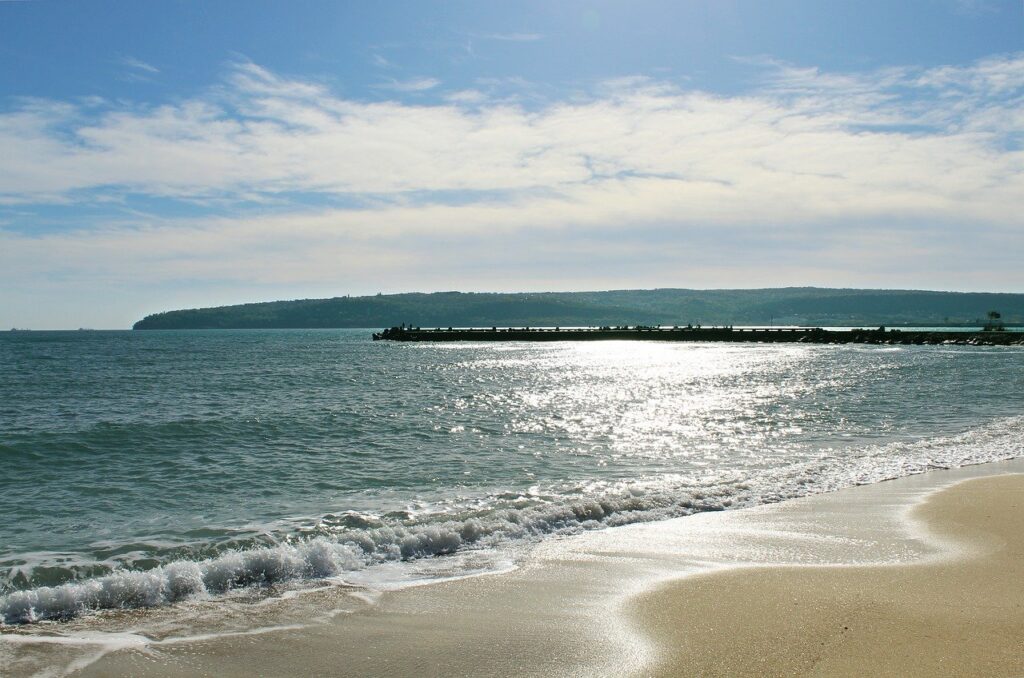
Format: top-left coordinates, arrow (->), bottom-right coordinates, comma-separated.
132,287 -> 1024,330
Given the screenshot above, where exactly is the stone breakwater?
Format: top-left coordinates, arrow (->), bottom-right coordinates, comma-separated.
373,326 -> 1024,345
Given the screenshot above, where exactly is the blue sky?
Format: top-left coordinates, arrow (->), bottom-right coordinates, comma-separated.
1,0 -> 1022,328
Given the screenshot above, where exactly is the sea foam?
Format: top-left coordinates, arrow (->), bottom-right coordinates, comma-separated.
2,414 -> 1021,624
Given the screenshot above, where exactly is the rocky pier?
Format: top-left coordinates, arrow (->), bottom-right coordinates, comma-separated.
372,326 -> 1024,346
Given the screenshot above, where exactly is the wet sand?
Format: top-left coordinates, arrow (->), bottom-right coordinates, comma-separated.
4,460 -> 1023,677
634,474 -> 1024,677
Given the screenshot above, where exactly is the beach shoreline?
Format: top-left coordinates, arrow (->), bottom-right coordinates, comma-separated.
633,473 -> 1024,677
3,459 -> 1023,677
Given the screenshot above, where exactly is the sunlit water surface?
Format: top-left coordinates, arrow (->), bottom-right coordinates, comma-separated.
0,329 -> 1021,622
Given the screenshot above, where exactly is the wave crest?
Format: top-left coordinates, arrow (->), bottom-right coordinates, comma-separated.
3,416 -> 1021,624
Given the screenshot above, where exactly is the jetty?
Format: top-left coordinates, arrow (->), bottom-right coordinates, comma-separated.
373,326 -> 1023,346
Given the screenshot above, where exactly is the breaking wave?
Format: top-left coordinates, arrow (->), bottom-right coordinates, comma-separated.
2,416 -> 1021,624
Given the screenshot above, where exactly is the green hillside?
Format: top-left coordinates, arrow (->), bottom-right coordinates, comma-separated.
132,288 -> 1024,330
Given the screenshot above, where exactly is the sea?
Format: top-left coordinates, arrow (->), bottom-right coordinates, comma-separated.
1,328 -> 1022,625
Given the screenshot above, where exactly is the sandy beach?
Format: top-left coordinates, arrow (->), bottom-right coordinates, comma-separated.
634,473 -> 1024,677
4,460 -> 1023,677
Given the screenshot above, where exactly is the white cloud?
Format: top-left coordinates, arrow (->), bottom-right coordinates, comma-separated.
1,53 -> 1023,324
915,53 -> 1024,96
228,61 -> 327,99
372,77 -> 442,92
444,89 -> 488,104
117,55 -> 160,74
5,55 -> 1018,223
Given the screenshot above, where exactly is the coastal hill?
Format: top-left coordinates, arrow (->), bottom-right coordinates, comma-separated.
132,288 -> 1024,330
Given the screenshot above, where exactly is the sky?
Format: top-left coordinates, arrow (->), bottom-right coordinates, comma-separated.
1,1 -> 1022,328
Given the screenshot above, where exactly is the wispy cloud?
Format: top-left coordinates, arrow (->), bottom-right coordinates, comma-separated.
914,53 -> 1024,95
228,61 -> 327,98
444,89 -> 488,104
372,76 -> 441,92
116,55 -> 160,73
478,32 -> 543,42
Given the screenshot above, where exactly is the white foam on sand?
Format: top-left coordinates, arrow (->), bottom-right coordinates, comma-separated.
3,459 -> 1023,677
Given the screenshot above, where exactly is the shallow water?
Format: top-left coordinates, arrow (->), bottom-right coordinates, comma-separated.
1,329 -> 1022,622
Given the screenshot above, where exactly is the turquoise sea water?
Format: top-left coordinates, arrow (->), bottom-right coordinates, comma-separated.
1,329 -> 1022,623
